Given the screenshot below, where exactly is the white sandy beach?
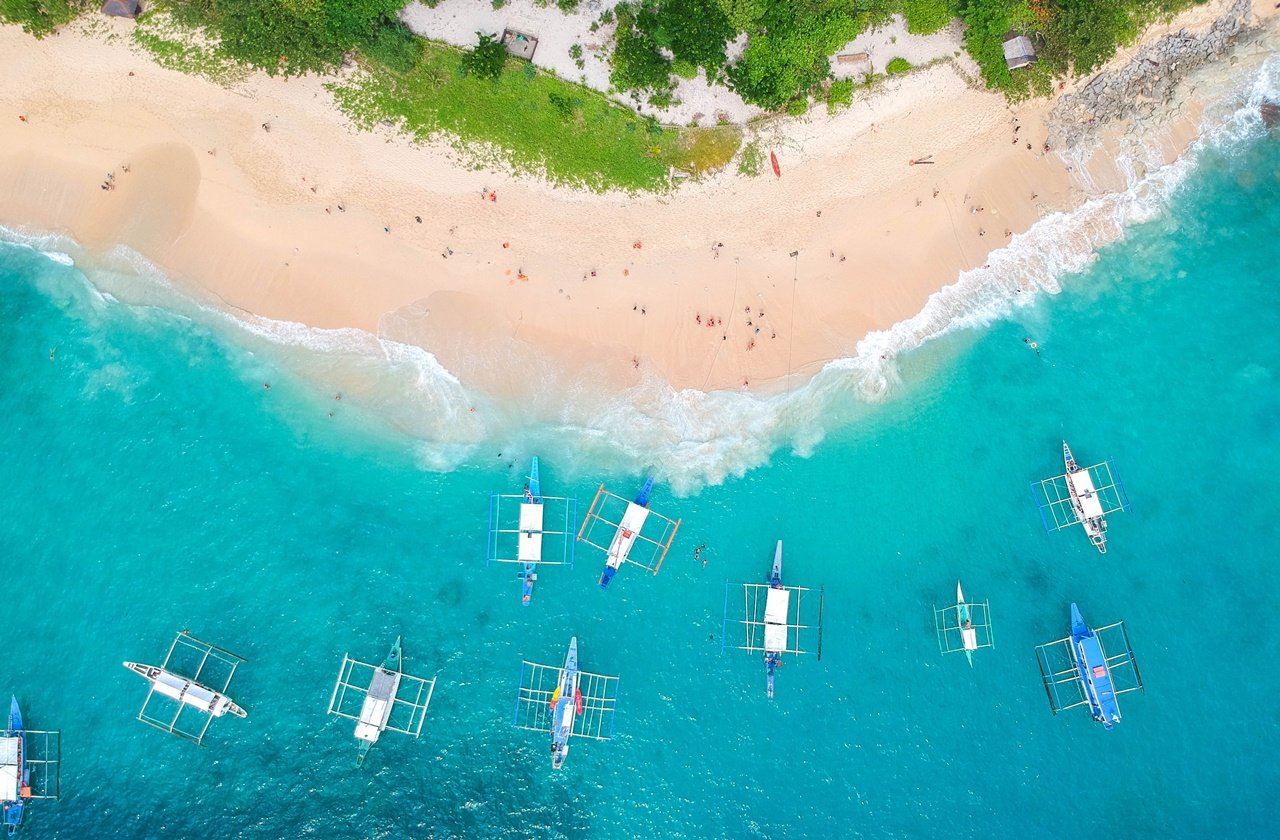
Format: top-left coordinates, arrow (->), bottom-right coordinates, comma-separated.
0,1 -> 1275,401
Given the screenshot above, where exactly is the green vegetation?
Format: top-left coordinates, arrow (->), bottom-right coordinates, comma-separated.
460,32 -> 508,81
610,4 -> 674,98
0,0 -> 83,37
958,0 -> 1199,99
736,139 -> 764,176
786,98 -> 809,116
133,9 -> 251,85
826,78 -> 855,113
357,23 -> 423,75
332,40 -> 740,192
161,0 -> 404,76
901,0 -> 956,35
885,56 -> 912,74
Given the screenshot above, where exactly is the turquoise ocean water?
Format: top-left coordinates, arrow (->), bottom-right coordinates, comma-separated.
3,64 -> 1279,839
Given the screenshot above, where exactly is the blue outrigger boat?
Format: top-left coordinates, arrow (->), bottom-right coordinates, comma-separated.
486,458 -> 576,604
1035,603 -> 1144,729
2,698 -> 27,836
1069,604 -> 1122,728
724,541 -> 823,699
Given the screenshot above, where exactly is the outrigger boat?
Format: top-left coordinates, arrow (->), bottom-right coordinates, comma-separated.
2,698 -> 59,835
328,636 -> 435,767
724,541 -> 824,699
1035,603 -> 1144,729
1032,441 -> 1130,553
125,631 -> 247,745
520,458 -> 544,604
486,457 -> 576,605
123,662 -> 247,720
2,698 -> 26,837
549,638 -> 584,770
577,477 -> 680,590
764,543 -> 785,698
514,636 -> 618,770
934,581 -> 993,666
1063,442 -> 1107,551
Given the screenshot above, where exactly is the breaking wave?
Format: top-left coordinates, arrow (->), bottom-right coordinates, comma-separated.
3,56 -> 1277,492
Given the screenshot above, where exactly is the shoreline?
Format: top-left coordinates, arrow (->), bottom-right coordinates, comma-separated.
0,1 -> 1275,401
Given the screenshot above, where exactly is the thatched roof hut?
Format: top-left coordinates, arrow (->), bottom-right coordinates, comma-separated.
1002,32 -> 1036,71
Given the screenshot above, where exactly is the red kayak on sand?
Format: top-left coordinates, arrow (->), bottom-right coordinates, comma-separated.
770,151 -> 781,178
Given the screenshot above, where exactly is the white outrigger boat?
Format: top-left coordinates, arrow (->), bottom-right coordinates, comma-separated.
724,541 -> 823,699
933,581 -> 993,667
327,636 -> 436,767
1032,441 -> 1130,553
514,636 -> 618,769
124,631 -> 247,745
577,477 -> 680,590
486,457 -> 576,605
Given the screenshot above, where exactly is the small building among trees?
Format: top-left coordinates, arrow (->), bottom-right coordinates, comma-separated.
101,0 -> 141,17
1002,32 -> 1036,71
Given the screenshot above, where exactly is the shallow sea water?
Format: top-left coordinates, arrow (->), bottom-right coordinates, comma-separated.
2,70 -> 1280,840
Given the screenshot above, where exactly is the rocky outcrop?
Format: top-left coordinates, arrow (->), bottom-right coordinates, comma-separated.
1047,0 -> 1255,150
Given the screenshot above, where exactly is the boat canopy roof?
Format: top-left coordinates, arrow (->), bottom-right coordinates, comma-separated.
727,580 -> 822,657
152,669 -> 218,708
487,492 -> 577,567
517,503 -> 545,563
1067,469 -> 1106,518
764,588 -> 792,652
0,737 -> 18,801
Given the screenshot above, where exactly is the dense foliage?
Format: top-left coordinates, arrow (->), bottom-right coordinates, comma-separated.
0,0 -> 84,37
728,3 -> 864,110
609,4 -> 674,98
959,0 -> 1199,98
164,0 -> 404,75
900,0 -> 956,34
460,31 -> 507,80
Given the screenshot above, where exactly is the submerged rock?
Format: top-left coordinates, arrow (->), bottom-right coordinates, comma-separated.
1260,101 -> 1280,130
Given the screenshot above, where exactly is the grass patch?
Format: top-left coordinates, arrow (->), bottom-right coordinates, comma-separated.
736,140 -> 763,177
886,57 -> 913,75
334,40 -> 741,192
670,125 -> 744,176
827,79 -> 854,114
133,10 -> 250,86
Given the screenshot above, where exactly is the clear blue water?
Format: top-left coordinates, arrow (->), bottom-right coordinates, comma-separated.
3,74 -> 1280,840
